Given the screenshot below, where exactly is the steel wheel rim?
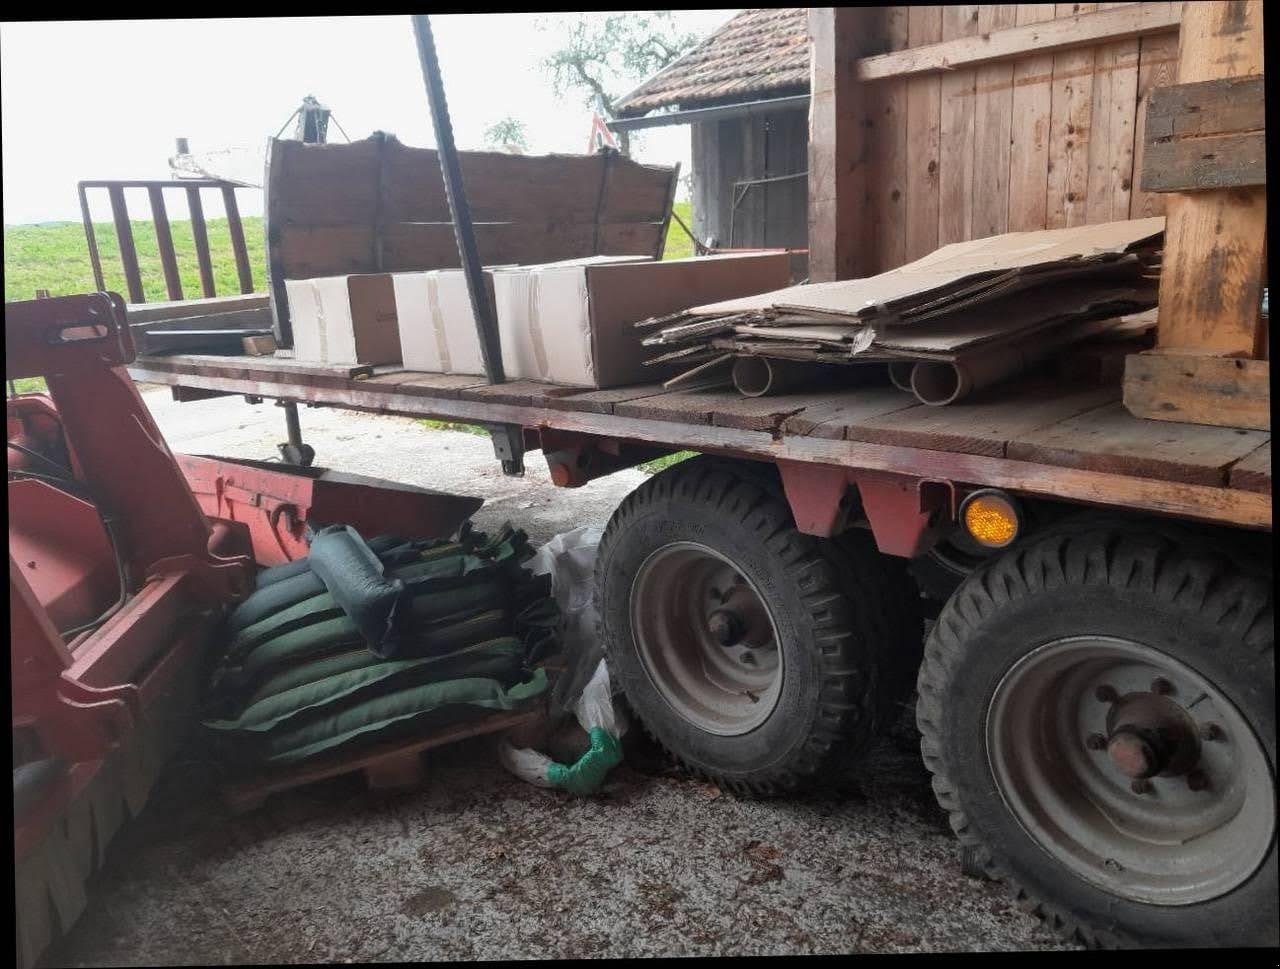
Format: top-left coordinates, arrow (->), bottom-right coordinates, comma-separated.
630,542 -> 783,736
987,635 -> 1275,906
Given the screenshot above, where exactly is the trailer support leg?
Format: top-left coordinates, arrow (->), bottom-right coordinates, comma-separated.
276,400 -> 315,466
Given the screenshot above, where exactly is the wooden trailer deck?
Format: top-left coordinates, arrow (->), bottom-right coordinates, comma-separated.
128,352 -> 1272,532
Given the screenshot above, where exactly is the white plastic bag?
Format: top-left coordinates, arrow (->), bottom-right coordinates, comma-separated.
526,526 -> 602,661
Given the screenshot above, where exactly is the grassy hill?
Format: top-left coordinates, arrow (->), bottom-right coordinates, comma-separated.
3,200 -> 696,304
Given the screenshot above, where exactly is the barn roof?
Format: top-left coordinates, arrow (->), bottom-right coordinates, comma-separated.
614,8 -> 809,118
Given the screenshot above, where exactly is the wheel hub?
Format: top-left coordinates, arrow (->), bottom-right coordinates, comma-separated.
1102,691 -> 1201,780
630,542 -> 783,736
987,636 -> 1275,906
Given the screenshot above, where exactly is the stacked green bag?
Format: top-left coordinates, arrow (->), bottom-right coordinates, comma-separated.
201,522 -> 556,769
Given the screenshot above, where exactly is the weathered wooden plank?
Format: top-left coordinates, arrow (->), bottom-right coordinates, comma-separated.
456,380 -> 574,409
1009,400 -> 1269,485
855,1 -> 1181,80
277,224 -> 376,278
1046,2 -> 1098,229
359,372 -> 489,399
1140,77 -> 1267,192
379,221 -> 663,273
543,382 -> 672,415
1006,4 -> 1059,231
1156,0 -> 1266,358
781,385 -> 920,439
1141,131 -> 1266,194
971,5 -> 1018,239
905,6 -> 944,261
614,386 -> 748,425
848,381 -> 1118,457
872,7 -> 911,271
708,394 -> 812,434
1085,3 -> 1141,223
1123,350 -> 1270,430
1228,442 -> 1271,494
1128,31 -> 1180,218
938,5 -> 980,244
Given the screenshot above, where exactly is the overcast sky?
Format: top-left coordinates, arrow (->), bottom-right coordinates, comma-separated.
0,12 -> 737,226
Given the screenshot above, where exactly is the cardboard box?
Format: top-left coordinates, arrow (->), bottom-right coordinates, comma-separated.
491,252 -> 793,388
285,274 -> 402,366
391,268 -> 506,376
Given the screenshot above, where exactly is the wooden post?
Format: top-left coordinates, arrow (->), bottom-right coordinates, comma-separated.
1123,1 -> 1269,431
808,8 -> 882,283
1155,0 -> 1266,356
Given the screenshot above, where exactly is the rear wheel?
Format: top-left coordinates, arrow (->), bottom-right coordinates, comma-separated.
597,457 -> 921,795
917,522 -> 1276,947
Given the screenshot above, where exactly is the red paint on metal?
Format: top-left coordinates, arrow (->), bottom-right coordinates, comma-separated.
8,293 -> 255,906
176,454 -> 483,565
778,460 -> 852,537
853,471 -> 941,558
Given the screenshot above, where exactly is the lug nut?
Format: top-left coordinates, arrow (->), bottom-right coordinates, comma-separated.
1187,770 -> 1209,792
1086,733 -> 1107,751
1094,685 -> 1119,704
1151,677 -> 1174,696
1199,723 -> 1224,743
1130,778 -> 1154,795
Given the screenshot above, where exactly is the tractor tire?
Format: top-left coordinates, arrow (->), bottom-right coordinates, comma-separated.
596,456 -> 919,796
916,521 -> 1276,948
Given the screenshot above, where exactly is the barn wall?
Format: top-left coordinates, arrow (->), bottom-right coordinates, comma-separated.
848,2 -> 1179,274
691,107 -> 809,250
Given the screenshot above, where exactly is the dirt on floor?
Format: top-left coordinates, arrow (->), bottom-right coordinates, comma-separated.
43,388 -> 1076,962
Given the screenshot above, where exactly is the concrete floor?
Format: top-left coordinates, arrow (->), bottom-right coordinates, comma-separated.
46,387 -> 1075,962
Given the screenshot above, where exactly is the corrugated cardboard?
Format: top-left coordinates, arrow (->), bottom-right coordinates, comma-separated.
391,269 -> 491,375
491,252 -> 793,387
285,274 -> 402,366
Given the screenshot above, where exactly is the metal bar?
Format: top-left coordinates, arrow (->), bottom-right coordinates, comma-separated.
147,187 -> 184,301
78,179 -> 229,189
77,183 -> 107,293
221,186 -> 255,293
608,94 -> 811,132
185,186 -> 217,298
106,185 -> 145,304
410,14 -> 505,384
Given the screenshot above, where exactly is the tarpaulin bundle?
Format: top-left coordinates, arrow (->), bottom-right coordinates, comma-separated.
202,521 -> 556,769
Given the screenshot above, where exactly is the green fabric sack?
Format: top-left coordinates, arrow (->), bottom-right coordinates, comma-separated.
204,637 -> 526,734
261,669 -> 547,764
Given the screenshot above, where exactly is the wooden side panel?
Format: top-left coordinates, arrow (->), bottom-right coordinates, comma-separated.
938,6 -> 980,245
904,6 -> 943,261
1007,4 -> 1059,231
267,135 -> 676,285
1046,3 -> 1099,229
1085,3 -> 1142,224
1140,76 -> 1267,192
971,5 -> 1018,239
871,8 -> 910,272
1129,30 -> 1180,218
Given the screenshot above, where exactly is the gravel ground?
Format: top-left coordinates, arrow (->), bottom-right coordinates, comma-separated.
45,387 -> 1076,962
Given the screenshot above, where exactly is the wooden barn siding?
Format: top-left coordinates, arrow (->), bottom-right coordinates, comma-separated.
692,108 -> 809,250
863,2 -> 1177,274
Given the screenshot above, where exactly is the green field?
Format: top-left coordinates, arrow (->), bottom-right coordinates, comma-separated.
4,217 -> 268,304
3,200 -> 695,304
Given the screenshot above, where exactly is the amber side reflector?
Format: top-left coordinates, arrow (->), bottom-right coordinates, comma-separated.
960,490 -> 1021,548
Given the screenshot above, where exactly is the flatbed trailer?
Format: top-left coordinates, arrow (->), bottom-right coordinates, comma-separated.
129,353 -> 1270,534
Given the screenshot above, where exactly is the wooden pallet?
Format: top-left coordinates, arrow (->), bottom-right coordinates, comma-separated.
220,707 -> 542,814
